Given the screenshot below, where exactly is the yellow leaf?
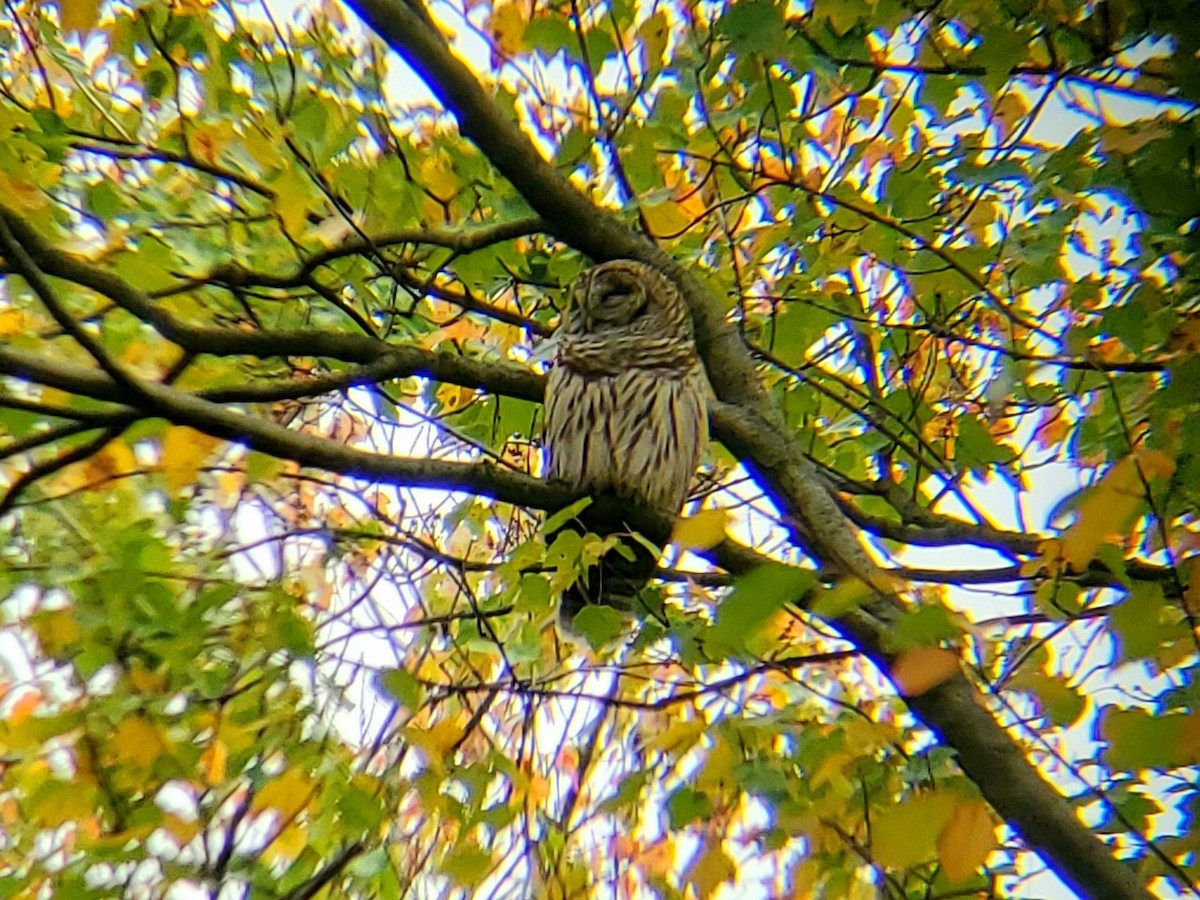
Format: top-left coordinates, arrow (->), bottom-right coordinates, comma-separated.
0,173 -> 47,211
642,196 -> 689,237
189,121 -> 235,166
107,717 -> 168,770
30,781 -> 99,827
435,383 -> 476,414
163,814 -> 201,845
1062,449 -> 1174,570
161,426 -> 221,492
687,841 -> 736,899
873,791 -> 958,870
60,0 -> 102,31
214,471 -> 244,507
810,749 -> 853,792
490,3 -> 527,55
129,662 -> 167,694
91,822 -> 155,849
403,719 -> 465,772
645,719 -> 706,754
254,766 -> 318,818
890,647 -> 959,697
263,822 -> 307,864
638,11 -> 670,68
81,438 -> 138,483
419,152 -> 460,200
0,308 -> 25,335
788,859 -> 819,898
31,609 -> 80,657
273,167 -> 317,234
1184,557 -> 1200,616
849,871 -> 879,900
671,508 -> 728,550
695,737 -> 736,791
936,798 -> 996,883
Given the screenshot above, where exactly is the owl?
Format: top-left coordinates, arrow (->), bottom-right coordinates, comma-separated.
543,259 -> 709,617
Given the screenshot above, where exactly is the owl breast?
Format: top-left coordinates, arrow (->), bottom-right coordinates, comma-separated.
544,359 -> 708,514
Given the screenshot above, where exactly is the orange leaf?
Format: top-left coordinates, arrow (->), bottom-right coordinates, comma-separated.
163,814 -> 201,845
936,799 -> 996,883
0,309 -> 25,335
201,739 -> 228,785
890,647 -> 959,696
7,690 -> 42,724
636,839 -> 674,877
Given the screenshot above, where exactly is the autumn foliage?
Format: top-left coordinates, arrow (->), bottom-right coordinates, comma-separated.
0,1 -> 1198,898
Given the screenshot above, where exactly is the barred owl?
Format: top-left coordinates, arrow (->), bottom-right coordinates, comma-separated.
544,260 -> 709,618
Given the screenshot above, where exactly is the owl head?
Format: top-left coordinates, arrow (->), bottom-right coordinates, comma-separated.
566,260 -> 692,338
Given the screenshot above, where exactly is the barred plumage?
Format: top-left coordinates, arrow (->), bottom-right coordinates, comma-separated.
543,260 -> 709,617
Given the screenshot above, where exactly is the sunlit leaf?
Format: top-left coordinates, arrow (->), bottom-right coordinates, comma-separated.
671,508 -> 729,550
936,799 -> 996,883
873,791 -> 958,870
890,647 -> 960,697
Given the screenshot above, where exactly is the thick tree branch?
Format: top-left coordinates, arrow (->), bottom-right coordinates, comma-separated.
0,356 -> 560,508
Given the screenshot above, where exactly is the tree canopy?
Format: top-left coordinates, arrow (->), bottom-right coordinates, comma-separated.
1,0 -> 1198,898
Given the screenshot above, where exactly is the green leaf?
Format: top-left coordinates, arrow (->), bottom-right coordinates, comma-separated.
440,845 -> 493,887
718,1 -> 787,55
1102,708 -> 1198,771
666,787 -> 711,828
572,605 -> 625,648
545,497 -> 593,534
891,605 -> 960,649
378,668 -> 424,710
337,787 -> 386,833
518,573 -> 552,613
707,565 -> 815,656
